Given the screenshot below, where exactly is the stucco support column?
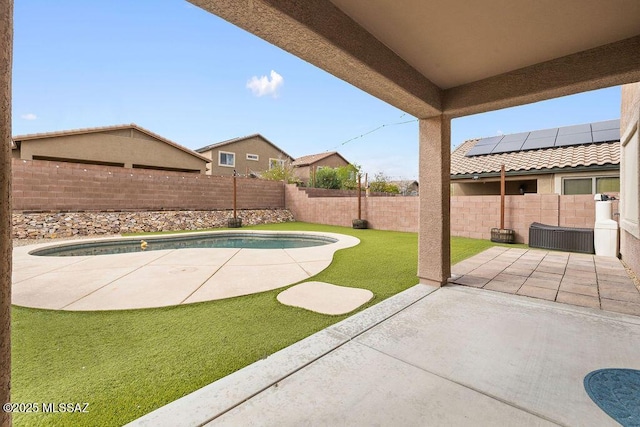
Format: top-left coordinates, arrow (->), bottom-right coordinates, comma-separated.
418,116 -> 451,286
0,0 -> 12,424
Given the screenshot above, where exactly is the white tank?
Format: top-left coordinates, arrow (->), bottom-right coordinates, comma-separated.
594,200 -> 618,257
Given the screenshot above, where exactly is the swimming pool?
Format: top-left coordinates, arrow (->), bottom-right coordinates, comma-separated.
30,232 -> 338,257
14,230 -> 360,310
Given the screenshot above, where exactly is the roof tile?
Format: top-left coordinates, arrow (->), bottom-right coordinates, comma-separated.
451,139 -> 619,176
291,151 -> 340,166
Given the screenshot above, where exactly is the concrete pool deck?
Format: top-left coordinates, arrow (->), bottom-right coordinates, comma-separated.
11,231 -> 359,310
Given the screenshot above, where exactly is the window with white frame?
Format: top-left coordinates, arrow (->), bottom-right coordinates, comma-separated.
621,120 -> 639,238
218,151 -> 235,167
246,153 -> 259,161
562,176 -> 620,195
269,158 -> 285,169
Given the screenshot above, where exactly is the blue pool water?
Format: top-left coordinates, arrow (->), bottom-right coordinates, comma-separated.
31,233 -> 337,257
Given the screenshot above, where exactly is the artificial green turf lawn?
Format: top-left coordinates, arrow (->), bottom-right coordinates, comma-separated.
12,222 -> 524,426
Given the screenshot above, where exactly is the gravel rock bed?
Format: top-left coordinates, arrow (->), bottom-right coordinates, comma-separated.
12,209 -> 294,240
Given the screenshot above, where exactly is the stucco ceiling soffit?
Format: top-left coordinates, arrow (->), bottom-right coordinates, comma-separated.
187,0 -> 443,118
443,36 -> 640,118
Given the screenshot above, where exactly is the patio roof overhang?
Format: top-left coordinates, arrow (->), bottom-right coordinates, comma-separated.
184,0 -> 640,287
1,3 -> 640,420
187,0 -> 640,119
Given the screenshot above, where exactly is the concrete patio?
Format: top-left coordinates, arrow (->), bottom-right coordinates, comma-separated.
129,283 -> 640,426
450,246 -> 640,316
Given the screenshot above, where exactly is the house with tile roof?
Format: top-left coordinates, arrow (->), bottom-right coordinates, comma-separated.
195,134 -> 294,176
389,180 -> 419,196
451,120 -> 620,196
291,151 -> 351,183
12,124 -> 209,173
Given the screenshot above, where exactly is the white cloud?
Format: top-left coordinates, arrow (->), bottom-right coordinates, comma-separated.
246,70 -> 284,98
21,113 -> 37,120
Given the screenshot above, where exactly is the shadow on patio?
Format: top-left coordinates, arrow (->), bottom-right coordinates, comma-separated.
130,261 -> 640,426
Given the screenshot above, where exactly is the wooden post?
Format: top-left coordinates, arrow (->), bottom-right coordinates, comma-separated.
357,173 -> 362,220
500,164 -> 505,230
233,171 -> 237,219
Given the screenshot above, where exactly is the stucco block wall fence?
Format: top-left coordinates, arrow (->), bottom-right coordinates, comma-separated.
286,185 -> 618,244
10,161 -> 620,244
11,159 -> 291,239
451,194 -> 619,244
285,185 -> 418,232
12,159 -> 284,211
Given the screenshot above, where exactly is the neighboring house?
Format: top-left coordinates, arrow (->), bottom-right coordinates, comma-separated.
12,124 -> 209,173
195,134 -> 294,176
291,151 -> 351,183
389,180 -> 419,196
451,120 -> 620,196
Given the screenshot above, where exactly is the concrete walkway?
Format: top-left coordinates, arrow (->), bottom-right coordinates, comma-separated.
451,246 -> 640,316
11,231 -> 359,310
129,284 -> 640,426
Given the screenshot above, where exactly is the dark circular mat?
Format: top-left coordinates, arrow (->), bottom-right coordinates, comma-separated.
584,369 -> 640,427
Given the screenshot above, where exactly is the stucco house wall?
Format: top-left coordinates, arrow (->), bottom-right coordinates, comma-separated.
197,134 -> 293,176
13,125 -> 208,173
620,83 -> 640,277
452,174 -> 553,196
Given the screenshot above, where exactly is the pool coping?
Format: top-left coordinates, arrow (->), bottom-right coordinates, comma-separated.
27,231 -> 341,256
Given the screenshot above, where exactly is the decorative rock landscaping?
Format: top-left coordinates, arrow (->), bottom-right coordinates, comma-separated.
12,209 -> 294,239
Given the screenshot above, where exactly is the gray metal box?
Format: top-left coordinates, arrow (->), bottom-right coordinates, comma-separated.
529,222 -> 594,254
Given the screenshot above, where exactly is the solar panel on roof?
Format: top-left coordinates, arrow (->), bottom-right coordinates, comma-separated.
558,123 -> 591,135
492,141 -> 526,153
555,132 -> 593,146
591,120 -> 619,132
489,132 -> 527,154
464,119 -> 619,157
475,135 -> 503,146
521,136 -> 556,150
465,143 -> 498,156
527,128 -> 558,139
499,132 -> 529,143
592,128 -> 620,143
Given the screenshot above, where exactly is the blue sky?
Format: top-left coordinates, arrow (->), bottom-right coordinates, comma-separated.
12,0 -> 622,180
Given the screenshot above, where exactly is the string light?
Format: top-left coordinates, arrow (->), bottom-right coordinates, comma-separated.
329,117 -> 417,150
320,113 -> 419,181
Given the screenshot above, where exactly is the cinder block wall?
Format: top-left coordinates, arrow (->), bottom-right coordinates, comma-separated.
285,185 -> 419,231
451,194 -> 618,243
12,163 -> 616,244
287,185 -> 617,243
12,158 -> 285,211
